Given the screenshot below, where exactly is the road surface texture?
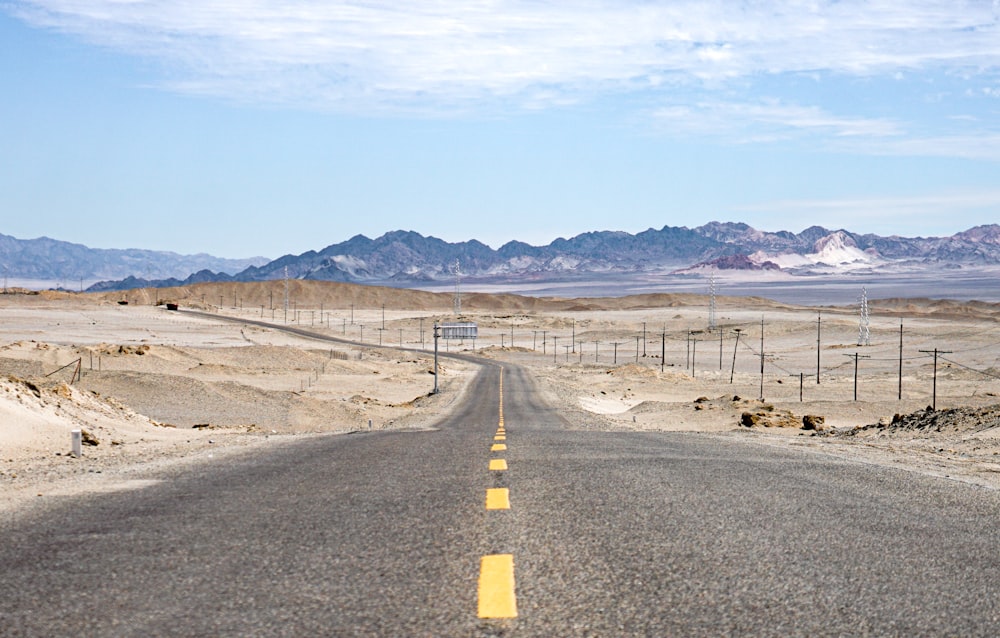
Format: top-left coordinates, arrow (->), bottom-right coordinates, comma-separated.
3,332 -> 1000,635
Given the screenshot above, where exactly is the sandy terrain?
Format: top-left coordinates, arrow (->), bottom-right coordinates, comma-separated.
3,280 -> 1000,515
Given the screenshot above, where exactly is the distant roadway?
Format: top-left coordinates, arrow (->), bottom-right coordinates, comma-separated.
2,314 -> 999,635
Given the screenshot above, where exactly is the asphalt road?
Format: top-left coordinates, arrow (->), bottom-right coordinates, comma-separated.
3,339 -> 1000,635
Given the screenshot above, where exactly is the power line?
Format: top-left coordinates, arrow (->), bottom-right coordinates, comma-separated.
938,356 -> 1000,382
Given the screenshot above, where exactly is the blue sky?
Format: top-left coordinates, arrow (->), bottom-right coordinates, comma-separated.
2,1 -> 999,259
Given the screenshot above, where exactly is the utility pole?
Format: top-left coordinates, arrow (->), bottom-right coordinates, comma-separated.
845,352 -> 871,401
898,319 -> 904,401
642,322 -> 646,356
661,330 -> 666,373
686,329 -> 691,370
572,320 -> 577,353
816,310 -> 822,384
708,273 -> 717,331
542,331 -> 547,355
691,336 -> 698,377
594,340 -> 600,363
635,335 -> 640,363
719,329 -> 724,370
919,348 -> 952,410
612,342 -> 621,364
759,318 -> 765,401
552,336 -> 558,362
730,329 -> 741,384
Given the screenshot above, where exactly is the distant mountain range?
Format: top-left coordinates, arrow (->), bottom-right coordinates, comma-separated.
4,223 -> 1000,293
0,233 -> 268,285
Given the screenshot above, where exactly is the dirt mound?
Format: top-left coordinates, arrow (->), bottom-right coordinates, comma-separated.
606,364 -> 659,379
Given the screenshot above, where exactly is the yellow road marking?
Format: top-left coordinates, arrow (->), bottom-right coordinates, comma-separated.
494,435 -> 506,441
486,488 -> 510,510
478,555 -> 517,618
489,459 -> 508,471
491,443 -> 507,452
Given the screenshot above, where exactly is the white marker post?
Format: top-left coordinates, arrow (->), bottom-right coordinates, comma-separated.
70,430 -> 82,458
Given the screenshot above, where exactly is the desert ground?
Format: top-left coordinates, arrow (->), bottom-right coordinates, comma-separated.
3,280 -> 1000,514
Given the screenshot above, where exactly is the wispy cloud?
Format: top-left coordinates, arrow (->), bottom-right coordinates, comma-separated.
9,0 -> 1000,112
652,100 -> 904,142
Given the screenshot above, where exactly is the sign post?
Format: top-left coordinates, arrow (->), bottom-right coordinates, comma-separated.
433,322 -> 478,395
433,323 -> 440,394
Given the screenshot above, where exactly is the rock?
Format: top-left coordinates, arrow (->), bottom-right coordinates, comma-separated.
802,415 -> 826,431
741,412 -> 761,427
694,396 -> 709,403
80,429 -> 99,446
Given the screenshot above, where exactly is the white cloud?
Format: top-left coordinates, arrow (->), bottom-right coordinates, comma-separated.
652,100 -> 903,141
8,0 -> 1000,112
845,133 -> 1000,161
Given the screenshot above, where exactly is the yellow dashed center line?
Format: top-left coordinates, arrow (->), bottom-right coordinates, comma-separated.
479,367 -> 517,620
486,487 -> 510,510
478,554 -> 517,618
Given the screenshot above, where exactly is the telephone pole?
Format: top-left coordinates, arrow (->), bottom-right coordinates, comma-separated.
759,318 -> 765,400
730,328 -> 741,384
919,348 -> 952,410
816,310 -> 822,384
708,273 -> 717,331
845,352 -> 871,401
898,319 -> 904,401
